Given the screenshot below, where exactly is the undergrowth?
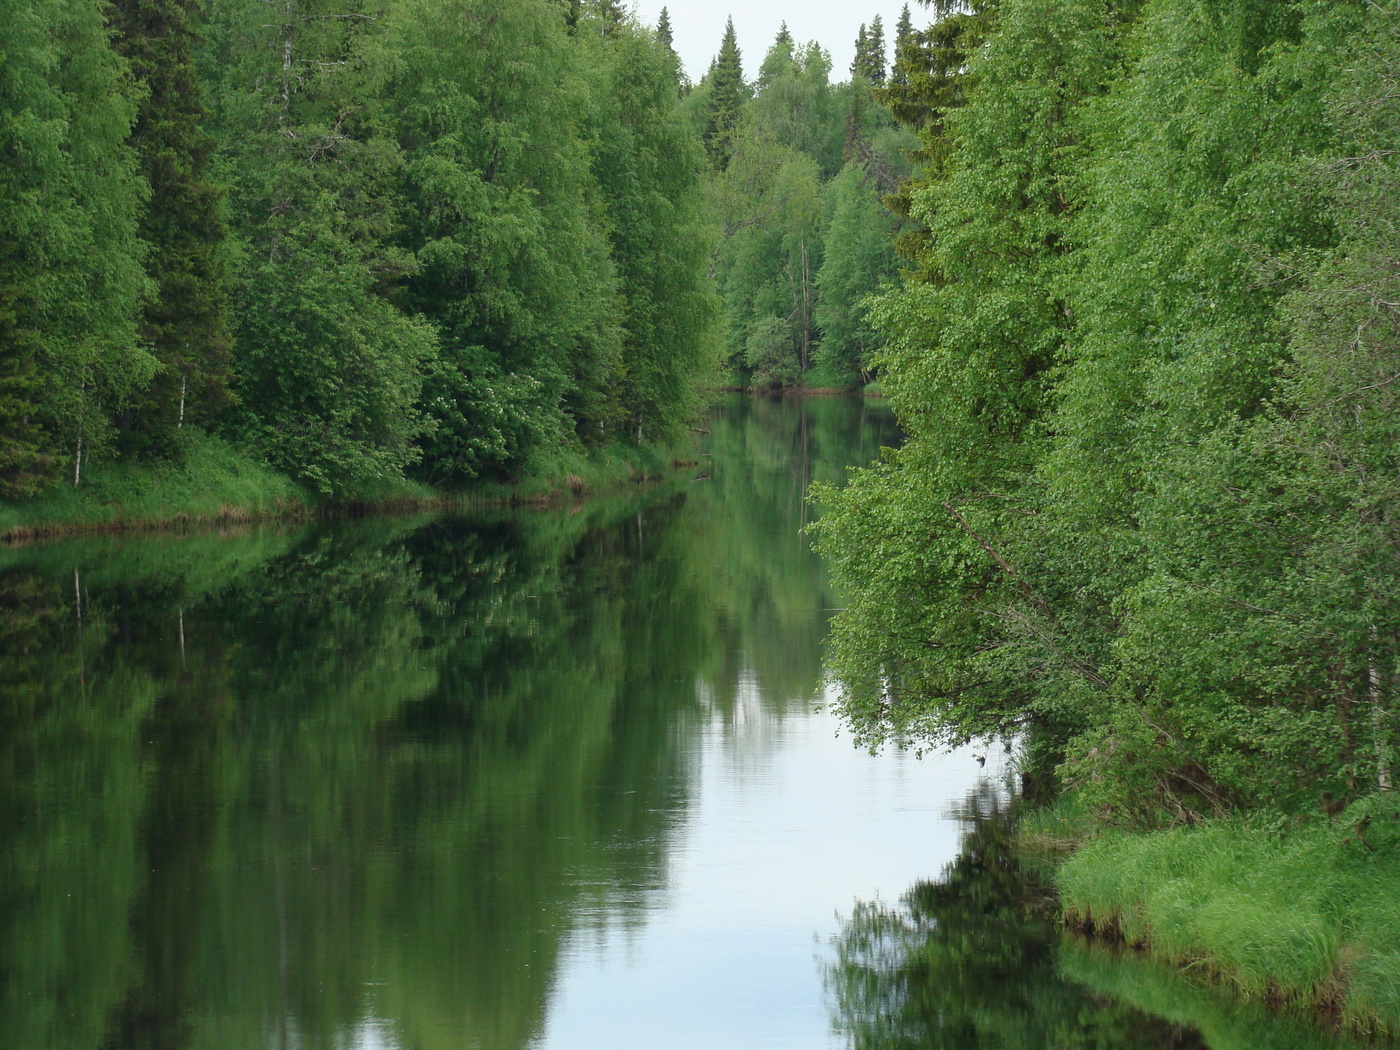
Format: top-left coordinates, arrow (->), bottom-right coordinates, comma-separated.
1053,794 -> 1400,1037
0,428 -> 696,543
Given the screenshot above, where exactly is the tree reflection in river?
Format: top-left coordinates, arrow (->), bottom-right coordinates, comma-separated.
824,788 -> 1367,1050
0,396 -> 901,1050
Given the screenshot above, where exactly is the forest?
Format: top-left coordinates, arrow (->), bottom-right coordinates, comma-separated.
814,0 -> 1400,1021
9,0 -> 1400,1030
0,0 -> 913,510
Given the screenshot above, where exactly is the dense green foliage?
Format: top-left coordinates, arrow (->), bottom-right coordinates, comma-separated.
0,0 -> 155,495
0,0 -> 718,502
690,13 -> 918,387
817,0 -> 1400,828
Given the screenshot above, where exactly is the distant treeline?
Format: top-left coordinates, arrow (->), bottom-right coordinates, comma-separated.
817,0 -> 1400,823
0,0 -> 718,499
0,0 -> 933,504
687,11 -> 917,388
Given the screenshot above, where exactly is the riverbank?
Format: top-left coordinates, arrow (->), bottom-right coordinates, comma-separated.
0,429 -> 693,545
1022,795 -> 1400,1041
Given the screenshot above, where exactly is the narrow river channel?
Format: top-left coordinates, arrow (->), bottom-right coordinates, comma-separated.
0,396 -> 1368,1050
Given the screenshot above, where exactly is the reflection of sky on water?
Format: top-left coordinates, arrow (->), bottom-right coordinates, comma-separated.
536,678 -> 1001,1050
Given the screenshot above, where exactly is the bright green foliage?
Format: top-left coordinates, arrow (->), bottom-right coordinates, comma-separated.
0,0 -> 154,495
582,24 -> 719,444
712,132 -> 824,385
387,0 -> 619,481
750,34 -> 843,176
819,0 -> 1400,825
817,0 -> 1132,749
0,0 -> 717,505
703,20 -> 913,386
815,163 -> 898,382
205,0 -> 434,498
108,0 -> 232,457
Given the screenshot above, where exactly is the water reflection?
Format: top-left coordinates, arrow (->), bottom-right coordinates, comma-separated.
824,795 -> 1368,1050
0,396 -> 902,1050
4,396 -> 1353,1050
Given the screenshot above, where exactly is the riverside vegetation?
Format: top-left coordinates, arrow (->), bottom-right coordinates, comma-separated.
11,0 -> 1400,1039
812,0 -> 1400,1037
0,0 -> 916,538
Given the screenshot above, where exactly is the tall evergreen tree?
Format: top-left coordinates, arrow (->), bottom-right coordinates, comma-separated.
703,18 -> 747,168
890,5 -> 913,87
868,15 -> 887,84
655,6 -> 674,50
109,0 -> 233,457
851,23 -> 869,81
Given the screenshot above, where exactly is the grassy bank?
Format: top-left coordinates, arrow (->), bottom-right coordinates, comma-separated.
0,430 -> 694,544
1036,795 -> 1400,1038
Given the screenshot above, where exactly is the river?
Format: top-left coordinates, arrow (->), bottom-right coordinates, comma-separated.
0,396 -> 1367,1050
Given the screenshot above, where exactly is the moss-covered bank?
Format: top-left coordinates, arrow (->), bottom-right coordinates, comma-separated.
1027,795 -> 1400,1041
0,429 -> 695,545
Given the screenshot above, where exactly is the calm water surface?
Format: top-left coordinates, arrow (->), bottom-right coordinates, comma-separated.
0,397 -> 1365,1050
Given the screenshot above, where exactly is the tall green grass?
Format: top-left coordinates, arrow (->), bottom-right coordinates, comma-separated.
0,431 -> 309,539
0,429 -> 698,541
1055,795 -> 1400,1035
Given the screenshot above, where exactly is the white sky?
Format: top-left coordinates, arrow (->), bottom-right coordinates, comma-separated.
628,0 -> 930,85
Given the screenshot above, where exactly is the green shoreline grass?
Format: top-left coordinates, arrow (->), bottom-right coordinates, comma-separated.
1025,794 -> 1400,1041
0,430 -> 695,545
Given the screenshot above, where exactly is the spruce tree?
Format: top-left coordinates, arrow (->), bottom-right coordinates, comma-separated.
656,6 -> 673,50
109,0 -> 232,457
850,23 -> 869,81
891,5 -> 913,87
868,16 -> 887,83
703,18 -> 746,168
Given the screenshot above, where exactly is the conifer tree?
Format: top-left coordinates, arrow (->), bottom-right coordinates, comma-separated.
703,18 -> 747,168
109,0 -> 233,457
890,5 -> 913,87
868,16 -> 887,83
656,6 -> 673,50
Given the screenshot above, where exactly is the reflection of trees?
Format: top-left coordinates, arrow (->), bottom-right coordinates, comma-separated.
827,784 -> 1369,1050
0,484 -> 739,1049
824,793 -> 1207,1050
691,395 -> 899,725
0,396 -> 896,1050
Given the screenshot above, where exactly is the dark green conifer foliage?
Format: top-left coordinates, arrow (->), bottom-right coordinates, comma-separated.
109,0 -> 233,457
877,1 -> 1000,272
867,16 -> 887,83
890,5 -> 913,87
703,18 -> 747,168
656,6 -> 674,50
